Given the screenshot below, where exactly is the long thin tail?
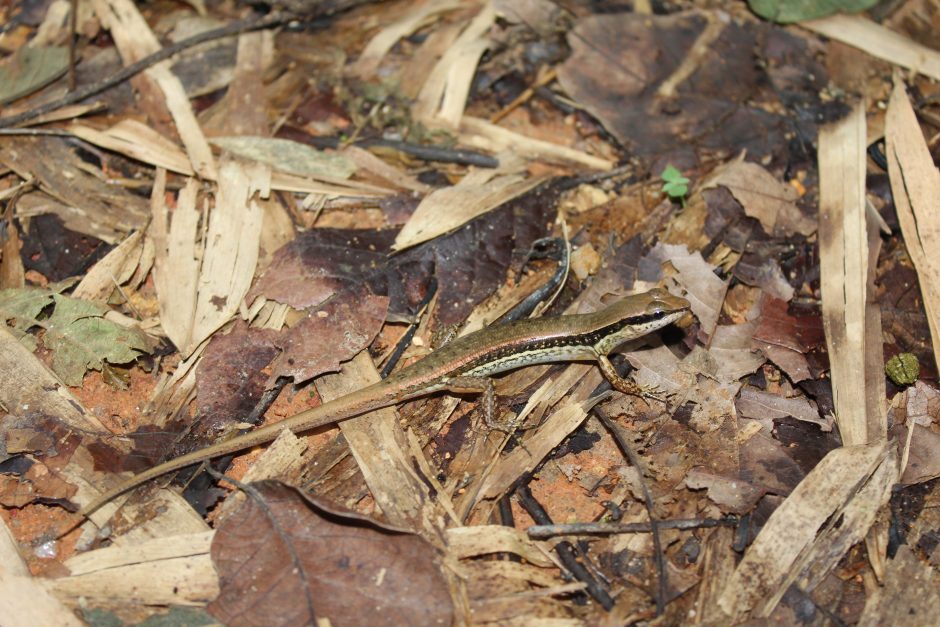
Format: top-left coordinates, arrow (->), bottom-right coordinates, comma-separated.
69,382 -> 395,530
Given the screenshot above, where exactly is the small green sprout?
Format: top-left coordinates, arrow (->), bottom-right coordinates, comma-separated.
661,165 -> 689,205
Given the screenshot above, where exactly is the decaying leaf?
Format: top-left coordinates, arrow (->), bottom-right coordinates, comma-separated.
642,242 -> 727,338
752,295 -> 825,383
268,291 -> 389,383
0,45 -> 68,105
703,157 -> 816,237
210,136 -> 357,179
209,481 -> 453,626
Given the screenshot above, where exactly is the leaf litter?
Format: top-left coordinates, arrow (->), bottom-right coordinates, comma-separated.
0,0 -> 939,625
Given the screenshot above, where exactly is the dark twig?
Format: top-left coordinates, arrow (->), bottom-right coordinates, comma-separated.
527,516 -> 738,538
181,375 -> 291,511
68,0 -> 78,91
516,482 -> 615,610
496,494 -> 522,563
0,128 -> 82,136
380,280 -> 438,378
595,407 -> 667,617
304,135 -> 499,168
0,12 -> 296,129
495,237 -> 569,325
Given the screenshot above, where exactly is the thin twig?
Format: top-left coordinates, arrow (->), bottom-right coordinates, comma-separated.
516,482 -> 615,610
595,407 -> 668,617
527,516 -> 738,538
68,0 -> 78,91
0,12 -> 296,129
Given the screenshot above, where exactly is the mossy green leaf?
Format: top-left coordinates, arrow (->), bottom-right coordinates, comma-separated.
0,45 -> 69,105
43,294 -> 154,386
0,286 -> 55,349
0,287 -> 154,386
210,136 -> 356,179
748,0 -> 878,24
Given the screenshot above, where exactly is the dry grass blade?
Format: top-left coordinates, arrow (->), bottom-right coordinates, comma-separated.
460,116 -> 615,170
69,121 -> 196,176
413,2 -> 495,128
802,15 -> 940,82
885,79 -> 940,378
817,101 -> 876,447
72,230 -> 147,302
91,0 -> 216,178
716,442 -> 892,621
149,161 -> 264,356
392,158 -> 546,251
347,0 -> 461,79
50,532 -> 218,606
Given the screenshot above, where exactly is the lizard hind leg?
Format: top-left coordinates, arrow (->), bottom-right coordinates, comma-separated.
443,375 -> 506,430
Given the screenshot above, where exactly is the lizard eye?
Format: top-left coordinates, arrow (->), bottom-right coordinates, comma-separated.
646,300 -> 667,318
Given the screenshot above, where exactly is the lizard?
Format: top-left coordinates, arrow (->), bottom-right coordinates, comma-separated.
72,287 -> 690,524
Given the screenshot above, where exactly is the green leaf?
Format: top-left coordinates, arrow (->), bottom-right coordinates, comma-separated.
0,287 -> 155,386
748,0 -> 877,24
0,287 -> 54,349
0,287 -> 54,328
0,45 -> 69,105
661,165 -> 684,183
660,165 -> 689,200
43,294 -> 154,386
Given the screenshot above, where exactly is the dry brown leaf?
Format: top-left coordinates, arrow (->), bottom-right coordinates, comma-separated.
268,292 -> 389,383
208,482 -> 453,626
703,157 -> 815,237
857,546 -> 940,626
683,468 -> 764,513
888,382 -> 940,484
629,343 -> 696,398
684,323 -> 766,383
392,157 -> 545,251
737,387 -> 830,432
0,215 -> 24,290
72,229 -> 146,302
644,242 -> 727,338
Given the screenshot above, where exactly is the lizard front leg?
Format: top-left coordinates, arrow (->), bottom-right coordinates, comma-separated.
597,354 -> 662,399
